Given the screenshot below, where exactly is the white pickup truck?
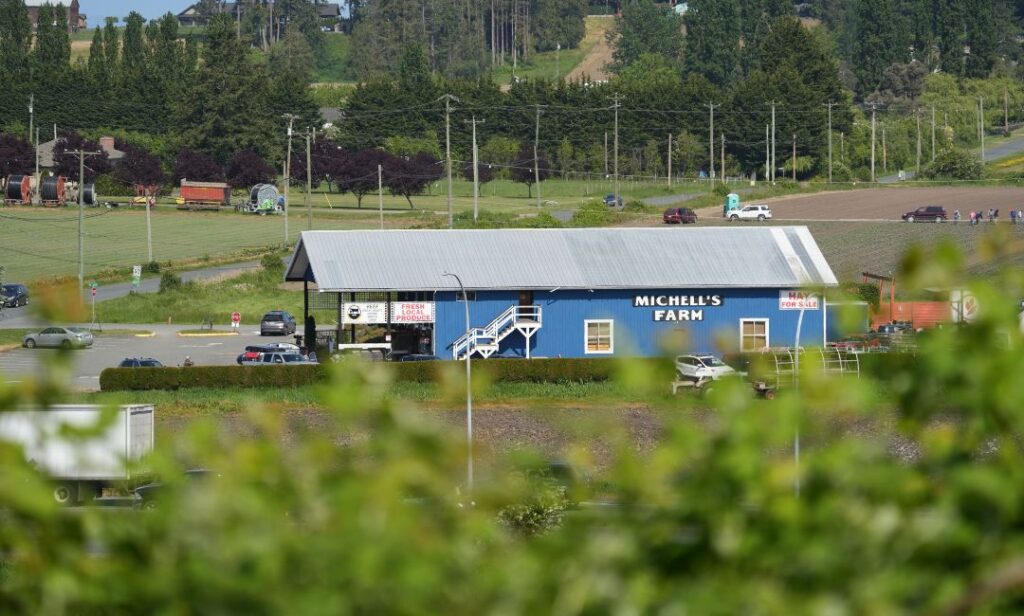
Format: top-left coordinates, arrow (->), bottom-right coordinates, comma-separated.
726,204 -> 772,221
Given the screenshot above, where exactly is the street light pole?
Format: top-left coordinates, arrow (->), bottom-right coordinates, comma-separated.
443,271 -> 473,490
282,113 -> 299,246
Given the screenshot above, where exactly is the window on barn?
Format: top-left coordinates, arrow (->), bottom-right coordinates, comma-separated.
740,319 -> 769,351
584,320 -> 614,354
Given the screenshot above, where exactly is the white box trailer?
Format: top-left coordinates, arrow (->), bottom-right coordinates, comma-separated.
0,405 -> 154,504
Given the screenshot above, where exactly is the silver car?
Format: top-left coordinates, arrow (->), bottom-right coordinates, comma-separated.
241,352 -> 315,366
675,354 -> 736,382
23,326 -> 94,349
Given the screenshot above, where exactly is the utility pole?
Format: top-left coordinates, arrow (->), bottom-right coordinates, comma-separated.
34,127 -> 39,205
882,124 -> 887,173
870,103 -> 877,183
979,96 -> 986,164
613,93 -> 620,202
720,134 -> 725,185
377,163 -> 384,230
916,109 -> 922,174
765,124 -> 770,181
534,104 -> 543,208
791,134 -> 796,181
464,115 -> 484,222
705,102 -> 716,182
770,101 -> 777,182
667,133 -> 672,189
281,113 -> 298,246
825,101 -> 835,183
841,132 -> 845,164
78,148 -> 84,291
1005,88 -> 1010,135
305,129 -> 313,230
440,94 -> 459,228
931,106 -> 936,162
603,132 -> 608,176
28,93 -> 33,146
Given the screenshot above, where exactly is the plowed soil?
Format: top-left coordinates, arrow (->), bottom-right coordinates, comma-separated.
742,186 -> 1024,221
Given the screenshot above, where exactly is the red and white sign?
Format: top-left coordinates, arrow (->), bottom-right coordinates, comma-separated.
231,311 -> 241,324
779,290 -> 819,310
391,302 -> 435,324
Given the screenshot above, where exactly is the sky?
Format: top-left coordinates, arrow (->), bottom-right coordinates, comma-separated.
84,1 -> 184,23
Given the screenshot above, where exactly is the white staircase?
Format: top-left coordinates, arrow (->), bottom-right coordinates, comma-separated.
452,305 -> 542,360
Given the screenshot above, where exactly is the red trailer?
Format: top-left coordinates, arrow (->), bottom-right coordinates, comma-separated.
4,174 -> 31,204
178,180 -> 231,211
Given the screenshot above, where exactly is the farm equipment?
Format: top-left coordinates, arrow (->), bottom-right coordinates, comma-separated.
40,175 -> 67,206
749,347 -> 861,399
238,183 -> 283,215
4,174 -> 31,204
177,180 -> 231,210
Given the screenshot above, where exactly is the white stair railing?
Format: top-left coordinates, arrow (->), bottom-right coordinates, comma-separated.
452,305 -> 543,359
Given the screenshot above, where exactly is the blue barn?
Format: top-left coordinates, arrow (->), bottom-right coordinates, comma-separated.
284,227 -> 838,359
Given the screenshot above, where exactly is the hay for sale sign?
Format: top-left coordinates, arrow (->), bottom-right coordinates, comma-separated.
779,290 -> 820,310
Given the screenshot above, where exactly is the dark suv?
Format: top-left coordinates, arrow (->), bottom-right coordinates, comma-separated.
260,311 -> 297,336
1,283 -> 28,307
119,357 -> 164,368
902,206 -> 947,222
663,207 -> 698,224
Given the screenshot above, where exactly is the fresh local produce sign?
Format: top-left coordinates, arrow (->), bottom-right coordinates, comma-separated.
778,291 -> 820,310
341,302 -> 435,325
391,302 -> 435,323
634,294 -> 723,321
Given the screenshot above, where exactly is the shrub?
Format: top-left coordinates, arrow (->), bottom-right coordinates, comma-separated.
260,252 -> 286,273
571,201 -> 616,227
144,261 -> 161,274
100,365 -> 327,391
159,271 -> 182,293
93,173 -> 134,197
921,147 -> 983,180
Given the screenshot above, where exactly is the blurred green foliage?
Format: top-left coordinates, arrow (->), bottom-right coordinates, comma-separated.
3,235 -> 1024,613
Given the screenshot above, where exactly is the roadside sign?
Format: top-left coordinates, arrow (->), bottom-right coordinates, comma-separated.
231,311 -> 241,329
131,265 -> 142,288
91,286 -> 96,297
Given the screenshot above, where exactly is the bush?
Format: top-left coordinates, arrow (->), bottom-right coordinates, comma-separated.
93,173 -> 134,197
159,271 -> 182,293
921,147 -> 983,180
100,365 -> 327,391
571,200 -> 616,227
143,261 -> 161,274
260,252 -> 286,273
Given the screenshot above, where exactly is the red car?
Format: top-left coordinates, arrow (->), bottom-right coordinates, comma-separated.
663,207 -> 698,224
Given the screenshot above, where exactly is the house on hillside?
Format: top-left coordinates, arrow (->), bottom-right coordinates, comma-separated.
36,136 -> 125,169
176,2 -> 342,30
25,0 -> 82,33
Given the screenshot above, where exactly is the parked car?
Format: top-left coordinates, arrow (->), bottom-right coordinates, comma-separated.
398,354 -> 440,362
675,354 -> 737,382
876,321 -> 914,334
901,205 -> 947,222
1,283 -> 29,307
236,343 -> 301,365
241,352 -> 316,366
118,357 -> 164,368
662,207 -> 698,224
22,326 -> 93,349
602,194 -> 624,208
726,204 -> 772,221
260,311 -> 297,336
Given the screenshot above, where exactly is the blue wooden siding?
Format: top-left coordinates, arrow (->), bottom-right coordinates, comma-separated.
433,288 -> 828,359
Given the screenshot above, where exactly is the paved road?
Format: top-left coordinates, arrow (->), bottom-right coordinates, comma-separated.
879,132 -> 1024,183
0,323 -> 287,390
94,260 -> 261,303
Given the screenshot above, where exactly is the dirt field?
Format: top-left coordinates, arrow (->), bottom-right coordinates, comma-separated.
566,16 -> 614,83
735,186 -> 1024,221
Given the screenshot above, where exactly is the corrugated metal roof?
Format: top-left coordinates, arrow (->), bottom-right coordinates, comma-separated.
285,227 -> 838,292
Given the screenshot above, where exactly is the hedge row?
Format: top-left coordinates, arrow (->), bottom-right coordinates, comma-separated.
99,358 -> 672,391
99,365 -> 328,391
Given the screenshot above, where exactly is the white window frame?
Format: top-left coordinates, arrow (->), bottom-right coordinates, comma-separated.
584,319 -> 614,355
739,318 -> 770,351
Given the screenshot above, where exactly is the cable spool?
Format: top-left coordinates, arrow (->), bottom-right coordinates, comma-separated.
250,183 -> 279,205
83,184 -> 96,206
5,175 -> 30,203
40,176 -> 66,204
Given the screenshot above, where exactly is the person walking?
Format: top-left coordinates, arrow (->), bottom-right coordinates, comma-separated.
995,208 -> 1000,223
970,210 -> 977,226
1012,210 -> 1017,225
954,209 -> 961,224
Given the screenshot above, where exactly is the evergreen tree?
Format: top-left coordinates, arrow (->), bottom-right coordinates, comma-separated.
684,0 -> 742,86
103,17 -> 119,72
851,0 -> 910,95
32,4 -> 71,78
0,0 -> 32,79
121,12 -> 147,84
87,27 -> 108,84
609,0 -> 685,72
